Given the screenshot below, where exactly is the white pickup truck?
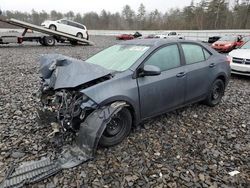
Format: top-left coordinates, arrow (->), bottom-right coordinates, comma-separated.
155,31 -> 185,40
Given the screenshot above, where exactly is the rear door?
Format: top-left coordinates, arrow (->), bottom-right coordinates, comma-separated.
137,44 -> 186,119
180,43 -> 213,103
57,20 -> 71,34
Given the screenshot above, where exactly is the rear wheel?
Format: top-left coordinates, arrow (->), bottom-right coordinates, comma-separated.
204,79 -> 225,107
99,108 -> 132,147
43,36 -> 55,46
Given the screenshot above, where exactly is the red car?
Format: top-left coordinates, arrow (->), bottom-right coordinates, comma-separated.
116,34 -> 135,40
211,35 -> 244,53
116,32 -> 142,40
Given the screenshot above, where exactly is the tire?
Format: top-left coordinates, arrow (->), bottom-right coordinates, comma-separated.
39,38 -> 45,46
43,36 -> 55,46
76,32 -> 83,38
49,25 -> 56,31
99,108 -> 132,147
204,79 -> 225,107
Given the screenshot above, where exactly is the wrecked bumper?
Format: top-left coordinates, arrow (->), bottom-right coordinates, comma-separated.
1,102 -> 126,188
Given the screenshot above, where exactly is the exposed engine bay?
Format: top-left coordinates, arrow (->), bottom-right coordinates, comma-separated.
38,54 -> 113,132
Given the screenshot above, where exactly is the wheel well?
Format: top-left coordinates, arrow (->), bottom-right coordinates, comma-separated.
49,24 -> 56,29
77,32 -> 83,37
105,101 -> 137,128
216,75 -> 226,85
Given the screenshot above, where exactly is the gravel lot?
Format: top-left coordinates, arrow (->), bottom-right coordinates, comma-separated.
0,35 -> 249,187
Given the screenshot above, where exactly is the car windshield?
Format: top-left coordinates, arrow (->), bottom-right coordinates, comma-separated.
240,41 -> 250,49
86,44 -> 150,71
219,36 -> 236,42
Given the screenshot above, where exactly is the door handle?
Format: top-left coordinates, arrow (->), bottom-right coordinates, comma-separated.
209,63 -> 215,68
176,72 -> 186,77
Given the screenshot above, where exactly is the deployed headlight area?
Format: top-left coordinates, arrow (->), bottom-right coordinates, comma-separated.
39,89 -> 97,131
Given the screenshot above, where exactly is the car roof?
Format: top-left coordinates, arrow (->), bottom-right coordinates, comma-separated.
120,39 -> 201,47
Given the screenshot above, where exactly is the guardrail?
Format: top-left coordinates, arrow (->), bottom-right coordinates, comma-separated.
1,29 -> 250,42
88,30 -> 250,41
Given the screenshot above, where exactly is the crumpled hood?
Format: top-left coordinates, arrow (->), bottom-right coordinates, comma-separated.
39,54 -> 112,90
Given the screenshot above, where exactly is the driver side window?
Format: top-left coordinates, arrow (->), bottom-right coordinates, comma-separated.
144,44 -> 181,71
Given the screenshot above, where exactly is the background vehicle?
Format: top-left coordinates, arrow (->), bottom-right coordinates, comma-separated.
40,39 -> 230,147
208,36 -> 221,43
155,31 -> 185,39
116,31 -> 142,40
41,19 -> 89,40
211,35 -> 243,53
229,40 -> 250,76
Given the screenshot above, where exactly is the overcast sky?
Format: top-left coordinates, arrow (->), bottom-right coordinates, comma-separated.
0,0 -> 198,14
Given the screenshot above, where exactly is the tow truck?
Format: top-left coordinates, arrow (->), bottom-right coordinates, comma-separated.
0,16 -> 94,46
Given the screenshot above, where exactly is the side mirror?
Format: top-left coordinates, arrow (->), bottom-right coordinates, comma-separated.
139,65 -> 161,77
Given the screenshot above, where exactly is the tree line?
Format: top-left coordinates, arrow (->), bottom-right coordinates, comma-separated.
1,0 -> 250,30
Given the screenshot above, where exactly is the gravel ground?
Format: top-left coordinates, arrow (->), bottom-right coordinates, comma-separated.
0,35 -> 249,188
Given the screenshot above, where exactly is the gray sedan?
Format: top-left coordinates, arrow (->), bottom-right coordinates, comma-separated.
39,39 -> 231,147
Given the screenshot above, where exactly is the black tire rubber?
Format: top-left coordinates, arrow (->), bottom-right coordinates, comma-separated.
49,25 -> 57,31
99,108 -> 132,147
39,38 -> 45,46
204,79 -> 225,107
43,36 -> 55,46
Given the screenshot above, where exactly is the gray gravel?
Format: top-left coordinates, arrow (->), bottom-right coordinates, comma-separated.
0,35 -> 249,187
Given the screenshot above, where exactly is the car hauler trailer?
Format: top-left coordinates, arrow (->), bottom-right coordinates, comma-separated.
0,16 -> 94,46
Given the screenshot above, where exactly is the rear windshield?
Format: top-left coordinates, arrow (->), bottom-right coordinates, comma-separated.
86,45 -> 150,71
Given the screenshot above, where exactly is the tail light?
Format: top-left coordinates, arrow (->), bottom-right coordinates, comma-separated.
226,56 -> 232,64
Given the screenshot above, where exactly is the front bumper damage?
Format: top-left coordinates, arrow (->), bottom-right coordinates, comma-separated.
1,102 -> 127,188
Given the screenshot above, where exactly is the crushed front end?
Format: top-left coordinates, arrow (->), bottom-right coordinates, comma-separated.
0,54 -> 126,188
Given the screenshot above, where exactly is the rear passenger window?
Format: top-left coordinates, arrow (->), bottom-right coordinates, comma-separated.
145,44 -> 181,71
60,20 -> 68,25
203,49 -> 211,59
182,44 -> 205,64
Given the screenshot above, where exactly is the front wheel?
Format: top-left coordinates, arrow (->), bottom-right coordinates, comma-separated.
76,32 -> 83,38
204,79 -> 225,107
99,108 -> 132,147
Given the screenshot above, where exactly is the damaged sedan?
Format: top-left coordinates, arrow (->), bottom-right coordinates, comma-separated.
1,39 -> 232,187
39,39 -> 231,147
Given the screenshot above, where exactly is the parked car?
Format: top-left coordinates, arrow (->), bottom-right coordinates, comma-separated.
41,19 -> 89,40
229,40 -> 250,76
116,32 -> 142,40
208,36 -> 221,43
211,35 -> 243,53
155,31 -> 185,39
39,39 -> 231,147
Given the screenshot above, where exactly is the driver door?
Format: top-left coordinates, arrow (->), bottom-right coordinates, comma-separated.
137,44 -> 186,119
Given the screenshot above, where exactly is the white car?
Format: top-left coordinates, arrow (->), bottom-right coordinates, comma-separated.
229,40 -> 250,76
41,19 -> 89,40
155,31 -> 185,40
